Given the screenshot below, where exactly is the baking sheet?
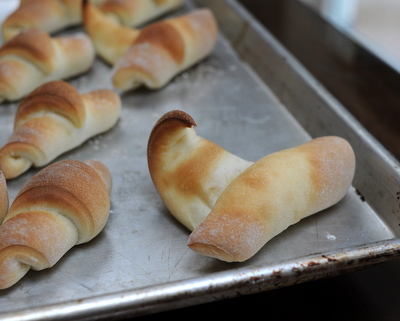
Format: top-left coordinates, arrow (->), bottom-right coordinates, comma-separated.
0,0 -> 400,320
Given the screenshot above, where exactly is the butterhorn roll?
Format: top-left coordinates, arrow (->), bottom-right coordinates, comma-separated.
112,8 -> 218,90
0,29 -> 95,103
147,110 -> 252,231
148,110 -> 356,262
83,0 -> 218,88
0,159 -> 112,289
2,0 -> 183,42
188,136 -> 356,262
0,80 -> 121,179
1,0 -> 83,41
82,0 -> 139,65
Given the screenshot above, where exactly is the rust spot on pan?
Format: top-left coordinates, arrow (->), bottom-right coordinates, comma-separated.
322,255 -> 338,262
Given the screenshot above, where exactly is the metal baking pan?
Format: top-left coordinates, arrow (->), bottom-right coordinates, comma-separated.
1,0 -> 400,320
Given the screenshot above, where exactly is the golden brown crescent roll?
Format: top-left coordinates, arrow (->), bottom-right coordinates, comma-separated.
83,0 -> 218,83
82,0 -> 184,63
148,111 -> 356,262
188,136 -> 356,262
0,29 -> 95,103
111,8 -> 218,90
99,0 -> 184,27
0,80 -> 121,179
1,0 -> 82,41
147,110 -> 253,231
0,159 -> 112,289
0,172 -> 8,224
2,0 -> 182,41
82,0 -> 140,65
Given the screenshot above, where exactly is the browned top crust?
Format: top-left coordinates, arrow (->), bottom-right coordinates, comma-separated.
82,0 -> 139,65
150,109 -> 197,135
147,110 -> 253,230
0,80 -> 120,179
133,22 -> 185,65
7,159 -> 111,244
1,0 -> 82,41
111,8 -> 218,90
0,159 -> 111,289
188,136 -> 356,262
1,0 -> 63,40
15,80 -> 86,129
147,110 -> 198,170
0,29 -> 55,74
84,159 -> 113,194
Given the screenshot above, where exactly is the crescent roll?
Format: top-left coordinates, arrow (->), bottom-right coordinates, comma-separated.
83,0 -> 218,88
1,0 -> 82,41
0,80 -> 121,179
2,0 -> 183,42
188,136 -> 356,262
82,0 -> 139,65
111,8 -> 218,90
148,111 -> 356,262
147,110 -> 252,231
0,159 -> 112,289
83,0 -> 184,65
0,172 -> 8,224
0,29 -> 95,103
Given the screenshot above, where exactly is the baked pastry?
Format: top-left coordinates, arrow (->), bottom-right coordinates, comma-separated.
83,0 -> 139,65
2,0 -> 82,41
2,0 -> 183,42
99,0 -> 184,27
0,159 -> 112,289
0,172 -> 8,224
188,136 -> 356,262
112,8 -> 218,90
82,0 -> 184,65
0,29 -> 95,103
148,110 -> 356,262
0,80 -> 121,179
1,0 -> 107,41
83,0 -> 218,85
147,110 -> 253,231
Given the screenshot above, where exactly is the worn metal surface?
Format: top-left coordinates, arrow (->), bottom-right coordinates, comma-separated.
0,0 -> 399,320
